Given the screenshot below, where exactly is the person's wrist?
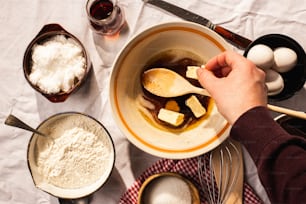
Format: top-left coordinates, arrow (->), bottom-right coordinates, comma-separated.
227,104 -> 267,124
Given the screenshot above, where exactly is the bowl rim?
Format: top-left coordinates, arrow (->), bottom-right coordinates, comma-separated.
110,21 -> 232,159
27,111 -> 116,199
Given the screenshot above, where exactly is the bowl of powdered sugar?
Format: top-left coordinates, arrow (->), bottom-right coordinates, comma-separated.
138,172 -> 200,204
23,24 -> 91,102
27,112 -> 115,199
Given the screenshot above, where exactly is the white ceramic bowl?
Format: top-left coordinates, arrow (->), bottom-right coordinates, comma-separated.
27,112 -> 115,199
110,22 -> 231,159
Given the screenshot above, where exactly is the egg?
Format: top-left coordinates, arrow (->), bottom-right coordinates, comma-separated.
273,47 -> 297,73
265,69 -> 284,96
247,44 -> 274,70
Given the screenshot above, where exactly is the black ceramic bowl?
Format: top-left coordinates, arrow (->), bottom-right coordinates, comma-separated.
275,114 -> 306,138
244,34 -> 306,101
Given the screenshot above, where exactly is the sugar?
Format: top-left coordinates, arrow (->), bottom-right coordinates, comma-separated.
29,35 -> 86,94
143,176 -> 192,204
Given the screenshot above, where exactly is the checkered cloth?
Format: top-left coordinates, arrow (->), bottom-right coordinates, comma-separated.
119,154 -> 263,204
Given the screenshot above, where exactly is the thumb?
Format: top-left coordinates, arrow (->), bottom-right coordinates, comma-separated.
197,67 -> 218,92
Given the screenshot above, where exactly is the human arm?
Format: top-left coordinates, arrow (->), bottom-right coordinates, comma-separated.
197,51 -> 306,203
231,106 -> 306,204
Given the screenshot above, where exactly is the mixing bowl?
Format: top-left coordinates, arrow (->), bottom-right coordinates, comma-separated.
109,22 -> 231,159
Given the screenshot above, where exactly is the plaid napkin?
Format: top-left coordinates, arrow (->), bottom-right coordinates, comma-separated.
119,154 -> 263,204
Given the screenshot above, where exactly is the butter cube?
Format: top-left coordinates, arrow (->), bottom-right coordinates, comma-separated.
185,95 -> 206,118
186,66 -> 200,79
157,108 -> 184,126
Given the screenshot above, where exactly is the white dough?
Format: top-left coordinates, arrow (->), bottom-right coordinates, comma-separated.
273,47 -> 297,73
247,44 -> 274,70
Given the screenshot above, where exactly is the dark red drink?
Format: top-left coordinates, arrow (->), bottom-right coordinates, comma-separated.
90,0 -> 113,20
86,0 -> 125,35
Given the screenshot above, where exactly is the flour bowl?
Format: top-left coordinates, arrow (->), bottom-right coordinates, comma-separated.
27,112 -> 115,199
110,22 -> 231,159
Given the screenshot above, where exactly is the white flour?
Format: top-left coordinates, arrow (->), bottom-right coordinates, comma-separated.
35,115 -> 113,189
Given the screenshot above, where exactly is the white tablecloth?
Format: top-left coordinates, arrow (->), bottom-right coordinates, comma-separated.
1,0 -> 306,203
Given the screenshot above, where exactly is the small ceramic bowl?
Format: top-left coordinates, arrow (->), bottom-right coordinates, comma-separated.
138,172 -> 200,204
110,22 -> 231,159
244,34 -> 306,101
23,24 -> 91,103
27,112 -> 115,199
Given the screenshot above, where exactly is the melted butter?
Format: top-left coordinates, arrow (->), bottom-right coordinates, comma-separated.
137,49 -> 211,132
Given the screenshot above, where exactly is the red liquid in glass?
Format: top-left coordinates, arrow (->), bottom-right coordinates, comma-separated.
90,0 -> 114,20
88,0 -> 125,35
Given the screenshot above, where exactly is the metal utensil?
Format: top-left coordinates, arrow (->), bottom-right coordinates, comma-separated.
5,114 -> 48,138
143,0 -> 252,49
198,139 -> 243,204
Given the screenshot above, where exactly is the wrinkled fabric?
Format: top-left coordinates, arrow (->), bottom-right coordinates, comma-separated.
119,156 -> 263,204
1,0 -> 306,203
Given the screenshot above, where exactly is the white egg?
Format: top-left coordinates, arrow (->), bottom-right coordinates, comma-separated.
265,69 -> 284,96
247,44 -> 274,70
273,47 -> 297,73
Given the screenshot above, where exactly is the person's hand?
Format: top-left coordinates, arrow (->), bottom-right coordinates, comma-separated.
197,51 -> 267,124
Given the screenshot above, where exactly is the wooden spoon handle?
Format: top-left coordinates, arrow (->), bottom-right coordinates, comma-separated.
192,87 -> 211,97
214,25 -> 252,49
267,104 -> 306,120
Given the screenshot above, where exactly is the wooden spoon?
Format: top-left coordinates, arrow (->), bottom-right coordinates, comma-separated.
142,68 -> 210,97
142,68 -> 306,120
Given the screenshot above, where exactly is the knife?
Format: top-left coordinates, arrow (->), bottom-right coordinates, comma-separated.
143,0 -> 252,49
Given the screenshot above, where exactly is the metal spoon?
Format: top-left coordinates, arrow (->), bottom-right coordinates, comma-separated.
5,114 -> 48,138
142,68 -> 210,97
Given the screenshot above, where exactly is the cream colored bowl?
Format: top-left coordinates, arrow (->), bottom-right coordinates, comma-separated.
110,22 -> 231,159
27,112 -> 115,199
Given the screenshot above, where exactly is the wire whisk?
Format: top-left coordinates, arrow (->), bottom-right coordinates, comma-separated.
198,139 -> 243,204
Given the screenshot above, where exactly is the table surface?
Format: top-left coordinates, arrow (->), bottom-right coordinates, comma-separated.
1,0 -> 306,203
